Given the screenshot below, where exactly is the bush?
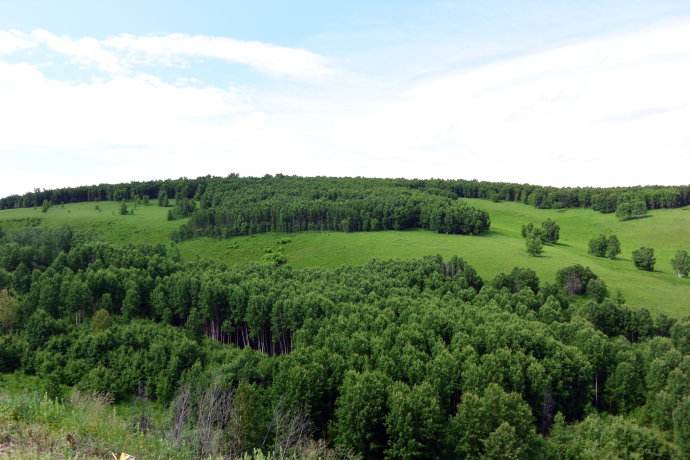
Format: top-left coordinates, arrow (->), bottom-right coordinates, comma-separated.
633,247 -> 655,271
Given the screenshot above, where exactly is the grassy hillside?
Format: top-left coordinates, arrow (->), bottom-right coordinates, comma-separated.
2,199 -> 690,316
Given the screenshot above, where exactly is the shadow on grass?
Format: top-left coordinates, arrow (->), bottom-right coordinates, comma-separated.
619,214 -> 653,222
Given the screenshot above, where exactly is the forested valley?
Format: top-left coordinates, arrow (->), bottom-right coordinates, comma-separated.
1,210 -> 690,459
1,176 -> 690,459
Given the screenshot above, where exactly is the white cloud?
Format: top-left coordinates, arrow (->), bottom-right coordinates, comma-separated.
1,21 -> 690,197
0,30 -> 35,54
30,29 -> 124,74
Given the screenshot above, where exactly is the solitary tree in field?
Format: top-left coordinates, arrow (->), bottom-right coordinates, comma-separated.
526,235 -> 543,256
671,250 -> 690,278
632,247 -> 655,271
158,190 -> 169,207
119,200 -> 129,215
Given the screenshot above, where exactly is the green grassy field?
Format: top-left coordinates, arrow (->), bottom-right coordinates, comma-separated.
2,199 -> 690,316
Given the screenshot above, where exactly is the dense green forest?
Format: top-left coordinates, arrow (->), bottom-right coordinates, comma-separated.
3,174 -> 690,218
2,223 -> 690,459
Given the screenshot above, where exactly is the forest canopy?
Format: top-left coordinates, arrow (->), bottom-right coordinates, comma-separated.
3,174 -> 689,215
1,224 -> 690,459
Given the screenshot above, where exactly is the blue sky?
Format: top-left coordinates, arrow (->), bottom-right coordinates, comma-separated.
2,1 -> 690,196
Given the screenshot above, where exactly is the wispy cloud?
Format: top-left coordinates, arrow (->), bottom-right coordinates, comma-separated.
104,33 -> 332,79
1,30 -> 332,79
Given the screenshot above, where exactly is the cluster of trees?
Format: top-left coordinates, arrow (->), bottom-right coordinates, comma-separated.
616,199 -> 648,221
167,198 -> 197,221
555,264 -> 609,300
521,219 -> 560,244
172,177 -> 491,239
522,219 -> 560,256
588,234 -> 621,259
0,177 -> 209,210
589,238 -> 690,278
4,174 -> 690,217
2,225 -> 690,458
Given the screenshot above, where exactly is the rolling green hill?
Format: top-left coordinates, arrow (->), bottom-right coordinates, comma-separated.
2,199 -> 690,316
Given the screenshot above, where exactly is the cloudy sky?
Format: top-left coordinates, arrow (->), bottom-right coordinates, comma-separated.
2,0 -> 690,197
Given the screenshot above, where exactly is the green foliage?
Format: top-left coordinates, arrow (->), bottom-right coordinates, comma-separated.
633,247 -> 656,271
167,198 -> 197,220
588,234 -> 607,257
482,422 -> 524,460
492,267 -> 540,293
6,197 -> 690,315
671,250 -> 690,278
90,308 -> 112,331
158,190 -> 170,207
0,335 -> 26,372
584,300 -> 655,342
670,318 -> 690,353
556,265 -> 597,296
261,248 -> 288,267
41,199 -> 51,213
605,234 -> 621,259
522,219 -> 559,245
2,189 -> 690,457
0,374 -> 194,459
119,200 -> 129,215
173,176 -> 491,240
525,235 -> 543,256
5,174 -> 690,216
616,199 -> 648,221
0,289 -> 19,332
586,278 -> 608,302
334,370 -> 389,459
673,396 -> 690,459
449,384 -> 539,459
546,413 -> 673,459
589,234 -> 621,259
385,381 -> 443,460
540,218 -> 560,244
